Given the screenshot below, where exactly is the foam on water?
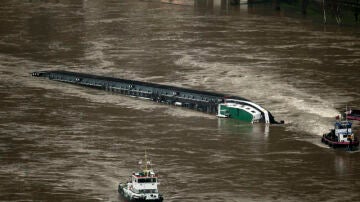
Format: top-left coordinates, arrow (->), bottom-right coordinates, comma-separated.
171,52 -> 346,136
0,49 -> 353,137
0,53 -> 344,139
0,54 -> 218,119
163,108 -> 215,119
2,1 -> 360,201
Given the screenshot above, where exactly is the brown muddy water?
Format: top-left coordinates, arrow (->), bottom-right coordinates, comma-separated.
1,0 -> 360,201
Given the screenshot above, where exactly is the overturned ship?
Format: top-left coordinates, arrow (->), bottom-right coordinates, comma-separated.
32,70 -> 282,124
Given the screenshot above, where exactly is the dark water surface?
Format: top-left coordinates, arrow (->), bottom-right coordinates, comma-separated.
1,0 -> 360,201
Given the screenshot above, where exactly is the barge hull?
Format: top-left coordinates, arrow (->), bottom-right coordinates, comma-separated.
346,115 -> 360,121
32,70 -> 280,124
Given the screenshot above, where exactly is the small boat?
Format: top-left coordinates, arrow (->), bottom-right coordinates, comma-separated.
118,153 -> 163,202
321,120 -> 359,149
345,109 -> 360,121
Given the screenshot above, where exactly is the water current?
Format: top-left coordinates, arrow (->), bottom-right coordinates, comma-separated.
1,0 -> 360,201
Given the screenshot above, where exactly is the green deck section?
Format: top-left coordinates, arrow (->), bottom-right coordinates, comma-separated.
219,105 -> 254,123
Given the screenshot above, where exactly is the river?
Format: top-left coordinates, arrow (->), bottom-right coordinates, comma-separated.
1,0 -> 360,201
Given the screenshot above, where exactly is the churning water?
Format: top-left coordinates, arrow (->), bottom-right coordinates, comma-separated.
1,0 -> 360,201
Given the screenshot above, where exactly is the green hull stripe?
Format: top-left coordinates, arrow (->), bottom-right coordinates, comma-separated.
219,105 -> 253,122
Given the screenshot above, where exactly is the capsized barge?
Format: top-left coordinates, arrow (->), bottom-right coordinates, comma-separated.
32,70 -> 282,124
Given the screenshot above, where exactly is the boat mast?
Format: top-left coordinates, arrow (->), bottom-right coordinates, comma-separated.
346,105 -> 348,121
143,149 -> 152,176
145,150 -> 148,171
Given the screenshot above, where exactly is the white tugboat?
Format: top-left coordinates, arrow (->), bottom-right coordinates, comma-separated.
118,152 -> 163,202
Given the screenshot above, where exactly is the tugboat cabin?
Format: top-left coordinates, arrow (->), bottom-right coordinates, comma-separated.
130,171 -> 159,194
322,120 -> 359,149
334,121 -> 354,142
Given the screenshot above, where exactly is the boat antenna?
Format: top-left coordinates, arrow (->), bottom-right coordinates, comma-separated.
138,158 -> 142,170
346,105 -> 348,121
145,149 -> 148,171
143,149 -> 152,176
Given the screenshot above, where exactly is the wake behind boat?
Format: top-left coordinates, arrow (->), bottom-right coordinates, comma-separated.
118,153 -> 163,202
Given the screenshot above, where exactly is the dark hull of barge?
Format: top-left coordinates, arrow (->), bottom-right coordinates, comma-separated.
31,70 -> 280,124
346,110 -> 360,121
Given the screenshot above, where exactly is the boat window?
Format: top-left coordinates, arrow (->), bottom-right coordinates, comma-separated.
138,178 -> 156,183
251,111 -> 256,114
142,189 -> 157,193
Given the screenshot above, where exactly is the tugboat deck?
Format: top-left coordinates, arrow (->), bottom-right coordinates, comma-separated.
321,120 -> 359,150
